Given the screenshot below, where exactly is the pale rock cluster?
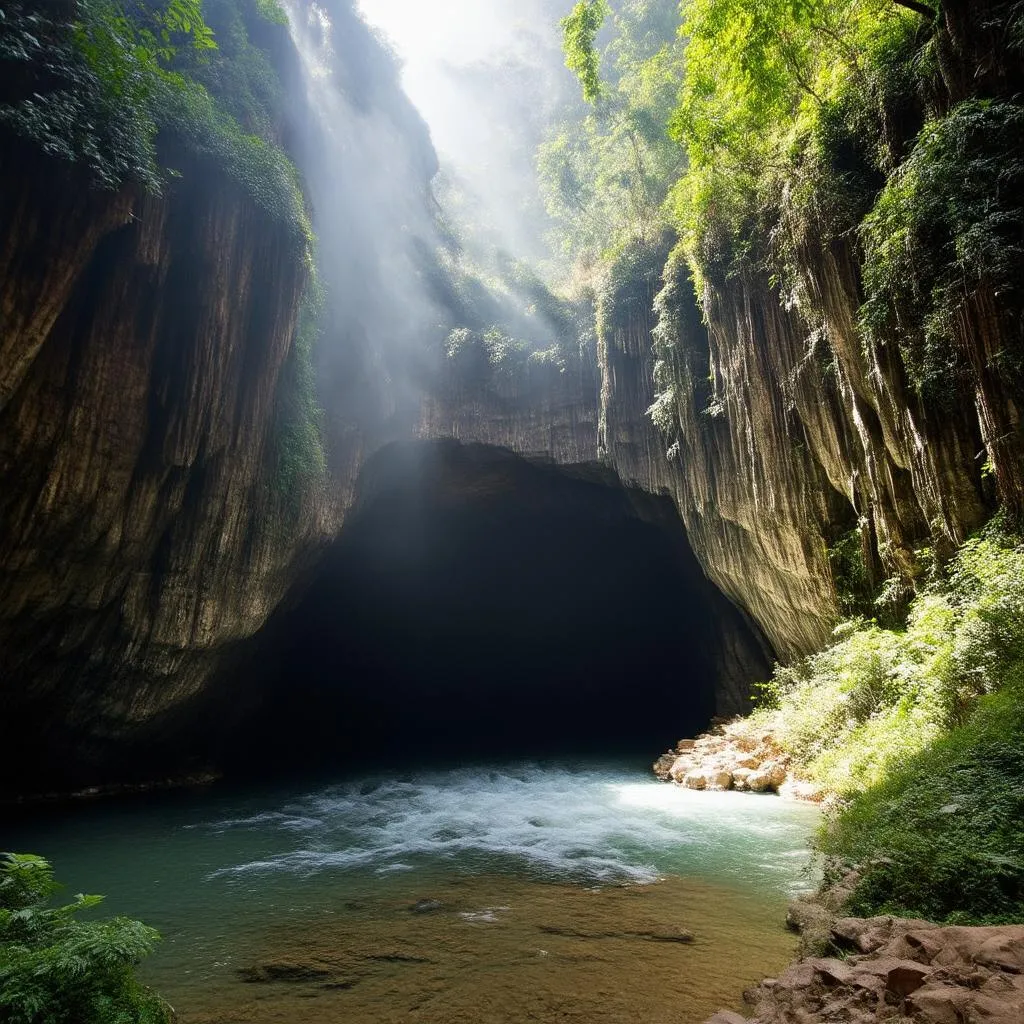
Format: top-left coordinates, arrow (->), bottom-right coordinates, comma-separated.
652,717 -> 822,800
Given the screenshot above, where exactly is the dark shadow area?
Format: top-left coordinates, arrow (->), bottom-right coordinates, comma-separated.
211,441 -> 754,778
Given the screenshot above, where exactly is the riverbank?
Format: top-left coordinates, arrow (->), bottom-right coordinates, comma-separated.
657,720 -> 1024,1024
709,911 -> 1024,1024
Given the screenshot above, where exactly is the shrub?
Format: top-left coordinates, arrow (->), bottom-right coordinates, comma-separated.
0,853 -> 170,1024
754,526 -> 1024,795
752,524 -> 1024,921
820,681 -> 1024,923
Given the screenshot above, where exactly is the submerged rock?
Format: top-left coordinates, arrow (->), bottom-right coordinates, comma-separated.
409,899 -> 445,914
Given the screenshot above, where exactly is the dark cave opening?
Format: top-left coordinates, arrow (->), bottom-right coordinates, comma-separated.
215,441 -> 745,777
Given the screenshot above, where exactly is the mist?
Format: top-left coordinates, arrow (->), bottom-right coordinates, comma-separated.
357,0 -> 578,264
279,0 -> 581,465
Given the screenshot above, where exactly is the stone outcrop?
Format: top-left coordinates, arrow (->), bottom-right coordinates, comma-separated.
653,717 -> 823,801
709,916 -> 1024,1024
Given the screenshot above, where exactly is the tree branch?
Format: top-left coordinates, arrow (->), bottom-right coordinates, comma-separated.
892,0 -> 936,19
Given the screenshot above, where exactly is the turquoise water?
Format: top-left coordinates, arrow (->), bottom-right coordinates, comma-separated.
4,761 -> 821,1023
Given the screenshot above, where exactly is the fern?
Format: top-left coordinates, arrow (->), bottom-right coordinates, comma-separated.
0,853 -> 171,1024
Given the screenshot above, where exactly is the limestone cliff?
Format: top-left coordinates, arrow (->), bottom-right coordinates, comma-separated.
0,141 -> 341,791
421,1 -> 1023,667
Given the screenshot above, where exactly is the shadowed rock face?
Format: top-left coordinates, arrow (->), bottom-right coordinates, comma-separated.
199,441 -> 771,778
0,144 -> 343,798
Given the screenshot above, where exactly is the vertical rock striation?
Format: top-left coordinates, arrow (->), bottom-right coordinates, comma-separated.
0,144 -> 339,789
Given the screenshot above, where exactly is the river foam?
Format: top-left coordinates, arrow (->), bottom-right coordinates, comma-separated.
200,762 -> 819,893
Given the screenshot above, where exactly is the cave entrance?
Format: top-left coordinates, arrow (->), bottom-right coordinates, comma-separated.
224,441 -> 763,775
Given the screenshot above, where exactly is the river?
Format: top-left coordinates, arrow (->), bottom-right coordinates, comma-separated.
5,760 -> 820,1023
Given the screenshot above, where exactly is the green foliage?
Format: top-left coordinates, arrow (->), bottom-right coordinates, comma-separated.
859,100 -> 1024,400
252,0 -> 288,26
668,0 -> 924,283
752,525 -> 1024,921
754,527 -> 1024,796
562,0 -> 611,104
422,216 -> 585,394
827,525 -> 874,617
444,324 -> 567,394
596,233 -> 671,342
180,0 -> 287,137
0,1 -> 165,189
276,278 -> 327,501
541,0 -> 685,267
820,681 -> 1024,923
153,72 -> 311,248
0,853 -> 170,1024
0,0 -> 309,249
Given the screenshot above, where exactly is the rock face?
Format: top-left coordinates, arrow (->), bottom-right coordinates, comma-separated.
0,1 -> 450,795
0,143 -> 341,792
425,3 -> 1023,668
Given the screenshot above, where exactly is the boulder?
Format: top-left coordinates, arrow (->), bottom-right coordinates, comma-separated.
683,770 -> 707,790
652,752 -> 677,779
676,738 -> 696,751
907,984 -> 972,1024
883,961 -> 932,997
807,957 -> 857,986
706,769 -> 734,791
703,1012 -> 748,1024
669,755 -> 696,782
746,763 -> 786,792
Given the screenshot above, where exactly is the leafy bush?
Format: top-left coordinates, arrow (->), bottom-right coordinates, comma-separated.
754,526 -> 1024,795
751,524 -> 1024,920
820,681 -> 1024,923
0,853 -> 170,1024
749,524 -> 1024,921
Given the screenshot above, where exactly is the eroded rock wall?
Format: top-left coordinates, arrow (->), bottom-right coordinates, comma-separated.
0,145 -> 340,791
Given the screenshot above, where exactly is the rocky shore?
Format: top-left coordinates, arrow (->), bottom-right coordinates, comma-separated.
707,914 -> 1024,1024
659,721 -> 1024,1024
652,717 -> 823,801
